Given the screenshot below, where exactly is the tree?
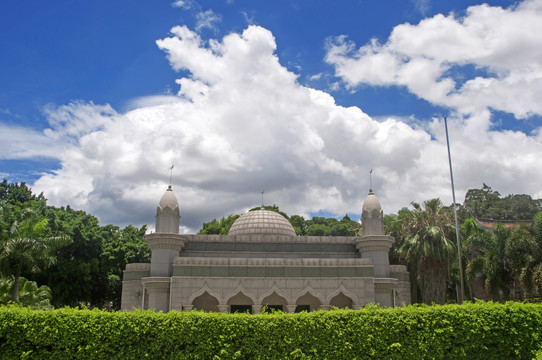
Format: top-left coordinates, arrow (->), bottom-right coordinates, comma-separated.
466,223 -> 535,301
2,213 -> 67,303
198,214 -> 240,235
518,211 -> 542,297
0,180 -> 46,207
461,184 -> 541,221
42,208 -> 109,307
395,199 -> 456,304
101,224 -> 149,309
0,276 -> 52,309
289,215 -> 306,235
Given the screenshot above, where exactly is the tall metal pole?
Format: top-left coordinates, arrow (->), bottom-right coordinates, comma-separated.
444,116 -> 465,303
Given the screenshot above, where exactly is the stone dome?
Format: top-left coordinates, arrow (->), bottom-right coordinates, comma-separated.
158,185 -> 179,210
361,190 -> 384,236
362,190 -> 382,213
228,208 -> 296,236
155,185 -> 180,234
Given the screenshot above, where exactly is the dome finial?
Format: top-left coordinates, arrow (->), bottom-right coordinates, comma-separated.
369,168 -> 373,194
169,164 -> 174,187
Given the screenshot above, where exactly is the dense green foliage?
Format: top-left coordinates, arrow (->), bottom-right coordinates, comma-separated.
198,205 -> 360,236
391,199 -> 455,305
460,183 -> 541,221
1,302 -> 541,359
386,185 -> 542,304
198,214 -> 240,235
462,211 -> 542,301
0,180 -> 149,309
0,277 -> 52,309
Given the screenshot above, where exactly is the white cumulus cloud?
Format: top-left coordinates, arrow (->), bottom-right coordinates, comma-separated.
10,21 -> 538,233
325,0 -> 542,121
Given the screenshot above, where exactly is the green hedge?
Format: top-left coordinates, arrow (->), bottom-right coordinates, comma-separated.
1,302 -> 541,359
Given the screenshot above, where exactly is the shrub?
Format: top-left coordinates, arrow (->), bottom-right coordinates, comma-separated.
0,302 -> 541,359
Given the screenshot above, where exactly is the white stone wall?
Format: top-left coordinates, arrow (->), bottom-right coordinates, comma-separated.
121,280 -> 144,311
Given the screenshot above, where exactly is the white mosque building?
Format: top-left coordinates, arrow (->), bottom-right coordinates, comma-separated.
121,186 -> 410,312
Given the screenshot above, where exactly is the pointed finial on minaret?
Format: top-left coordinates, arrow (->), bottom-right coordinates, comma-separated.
261,190 -> 265,209
169,165 -> 174,187
369,169 -> 373,193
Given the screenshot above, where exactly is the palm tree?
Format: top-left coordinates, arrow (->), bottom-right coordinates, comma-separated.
0,276 -> 52,309
515,211 -> 542,298
396,199 -> 456,304
2,214 -> 68,303
466,223 -> 534,301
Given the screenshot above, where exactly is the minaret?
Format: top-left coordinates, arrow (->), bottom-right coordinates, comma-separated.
143,185 -> 184,312
356,189 -> 393,277
147,185 -> 183,278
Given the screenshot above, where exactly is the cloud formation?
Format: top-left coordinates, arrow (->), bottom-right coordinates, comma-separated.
10,16 -> 539,233
325,0 -> 542,122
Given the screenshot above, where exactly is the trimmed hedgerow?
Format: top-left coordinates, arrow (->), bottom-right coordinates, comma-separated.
0,302 -> 541,359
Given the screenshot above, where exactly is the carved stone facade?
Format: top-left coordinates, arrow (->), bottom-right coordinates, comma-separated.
121,187 -> 410,312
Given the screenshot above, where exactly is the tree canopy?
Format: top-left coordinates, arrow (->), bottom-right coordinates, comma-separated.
198,205 -> 360,237
0,180 -> 149,309
461,183 -> 541,221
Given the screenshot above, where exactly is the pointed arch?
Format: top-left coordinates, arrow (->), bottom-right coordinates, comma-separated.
224,284 -> 258,305
258,283 -> 291,305
293,286 -> 324,311
187,283 -> 222,304
325,285 -> 359,307
191,291 -> 219,312
293,285 -> 325,305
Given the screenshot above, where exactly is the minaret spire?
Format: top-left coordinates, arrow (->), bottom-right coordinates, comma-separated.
169,165 -> 174,187
369,169 -> 373,193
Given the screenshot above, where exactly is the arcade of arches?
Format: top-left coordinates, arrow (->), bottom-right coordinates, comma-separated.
188,290 -> 353,313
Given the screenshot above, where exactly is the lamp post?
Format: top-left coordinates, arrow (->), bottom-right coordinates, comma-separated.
444,116 -> 465,303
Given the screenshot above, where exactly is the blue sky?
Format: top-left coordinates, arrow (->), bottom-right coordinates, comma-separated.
1,0 -> 541,231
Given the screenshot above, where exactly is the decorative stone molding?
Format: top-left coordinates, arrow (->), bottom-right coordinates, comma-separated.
174,256 -> 373,267
141,277 -> 171,291
179,234 -> 356,244
374,278 -> 398,290
146,233 -> 185,251
125,263 -> 151,271
354,235 -> 394,252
